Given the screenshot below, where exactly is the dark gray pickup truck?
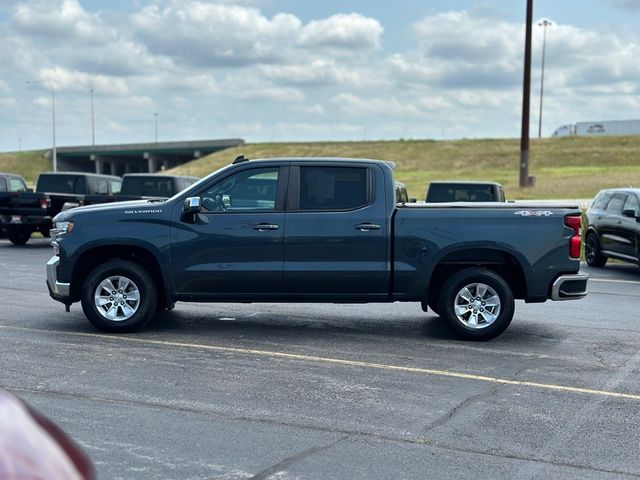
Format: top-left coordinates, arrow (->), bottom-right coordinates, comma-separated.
46,157 -> 588,340
0,172 -> 121,245
79,174 -> 199,207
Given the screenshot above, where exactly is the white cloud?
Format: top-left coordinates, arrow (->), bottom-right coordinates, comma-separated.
332,93 -> 424,117
0,97 -> 17,109
131,2 -> 302,67
130,2 -> 382,68
13,0 -> 114,43
304,104 -> 326,115
38,66 -> 130,96
297,13 -> 382,52
260,59 -> 386,88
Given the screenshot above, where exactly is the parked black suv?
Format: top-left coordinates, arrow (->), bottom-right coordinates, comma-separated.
585,188 -> 640,267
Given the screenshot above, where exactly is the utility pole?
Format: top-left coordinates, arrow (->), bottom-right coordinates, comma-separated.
519,0 -> 534,188
538,19 -> 552,138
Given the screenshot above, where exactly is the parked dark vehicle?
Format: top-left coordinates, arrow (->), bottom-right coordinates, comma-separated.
79,174 -> 198,207
426,181 -> 506,203
585,188 -> 640,268
0,173 -> 29,239
47,157 -> 587,340
0,172 -> 120,245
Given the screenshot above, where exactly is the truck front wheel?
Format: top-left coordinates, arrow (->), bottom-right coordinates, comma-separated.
437,268 -> 514,341
81,260 -> 157,333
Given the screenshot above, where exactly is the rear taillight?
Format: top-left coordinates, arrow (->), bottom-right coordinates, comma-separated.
39,198 -> 51,209
565,214 -> 582,259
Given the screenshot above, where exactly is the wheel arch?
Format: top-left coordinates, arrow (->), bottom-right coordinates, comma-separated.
425,245 -> 530,305
70,243 -> 170,308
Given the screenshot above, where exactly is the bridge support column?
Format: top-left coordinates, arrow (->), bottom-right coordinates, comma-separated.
144,152 -> 158,173
91,154 -> 103,174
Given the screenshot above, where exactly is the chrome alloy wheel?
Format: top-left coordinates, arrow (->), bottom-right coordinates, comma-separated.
453,282 -> 501,329
94,275 -> 141,321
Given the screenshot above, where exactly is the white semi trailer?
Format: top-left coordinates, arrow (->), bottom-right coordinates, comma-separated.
552,119 -> 640,137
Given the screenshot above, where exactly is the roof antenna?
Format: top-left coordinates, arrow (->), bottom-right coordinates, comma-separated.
233,154 -> 249,164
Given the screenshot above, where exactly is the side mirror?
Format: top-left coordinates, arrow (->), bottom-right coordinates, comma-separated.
183,197 -> 201,215
622,209 -> 640,221
409,197 -> 417,203
27,188 -> 34,192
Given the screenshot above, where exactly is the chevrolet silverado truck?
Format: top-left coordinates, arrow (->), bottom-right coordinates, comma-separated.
0,172 -> 121,245
46,157 -> 588,340
78,173 -> 199,207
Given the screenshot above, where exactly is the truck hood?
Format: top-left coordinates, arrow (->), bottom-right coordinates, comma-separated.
53,199 -> 168,222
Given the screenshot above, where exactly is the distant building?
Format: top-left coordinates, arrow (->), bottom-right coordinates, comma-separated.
552,120 -> 640,137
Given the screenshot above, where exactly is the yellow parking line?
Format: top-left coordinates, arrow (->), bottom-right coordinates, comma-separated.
2,324 -> 640,401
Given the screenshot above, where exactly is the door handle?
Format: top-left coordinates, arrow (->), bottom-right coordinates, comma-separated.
354,223 -> 381,231
253,223 -> 279,231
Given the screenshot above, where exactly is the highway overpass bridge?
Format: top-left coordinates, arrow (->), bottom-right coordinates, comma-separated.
47,138 -> 244,175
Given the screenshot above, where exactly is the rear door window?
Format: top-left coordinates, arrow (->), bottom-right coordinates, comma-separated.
624,194 -> 639,213
0,178 -> 6,192
111,180 -> 122,194
592,192 -> 612,210
96,179 -> 109,194
299,166 -> 368,210
606,194 -> 627,215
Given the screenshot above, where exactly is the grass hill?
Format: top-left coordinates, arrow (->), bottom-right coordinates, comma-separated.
0,151 -> 48,184
2,136 -> 639,199
167,136 -> 640,200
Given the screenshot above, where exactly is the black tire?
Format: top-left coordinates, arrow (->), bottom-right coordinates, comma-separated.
81,260 -> 157,333
437,268 -> 514,341
585,233 -> 607,268
8,231 -> 31,246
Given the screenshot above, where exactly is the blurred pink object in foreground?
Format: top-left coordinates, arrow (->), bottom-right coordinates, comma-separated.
0,389 -> 94,479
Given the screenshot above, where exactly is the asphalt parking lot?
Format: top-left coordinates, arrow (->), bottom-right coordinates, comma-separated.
1,238 -> 640,479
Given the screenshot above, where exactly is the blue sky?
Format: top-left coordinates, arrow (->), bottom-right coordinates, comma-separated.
0,0 -> 639,151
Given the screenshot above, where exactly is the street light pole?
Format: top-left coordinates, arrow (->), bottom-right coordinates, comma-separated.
154,113 -> 158,143
26,80 -> 57,172
519,0 -> 533,188
90,88 -> 95,148
538,19 -> 552,138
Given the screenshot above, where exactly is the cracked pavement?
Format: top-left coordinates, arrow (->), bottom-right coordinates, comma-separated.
1,238 -> 640,479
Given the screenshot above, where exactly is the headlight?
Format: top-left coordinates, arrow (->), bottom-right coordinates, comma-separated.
55,221 -> 74,234
51,221 -> 73,255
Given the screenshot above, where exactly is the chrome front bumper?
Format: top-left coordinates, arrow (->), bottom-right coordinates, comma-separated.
550,272 -> 589,301
46,255 -> 70,298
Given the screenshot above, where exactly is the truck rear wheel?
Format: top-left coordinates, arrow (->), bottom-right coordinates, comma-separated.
8,231 -> 31,246
585,233 -> 607,268
437,268 -> 514,340
81,260 -> 157,333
